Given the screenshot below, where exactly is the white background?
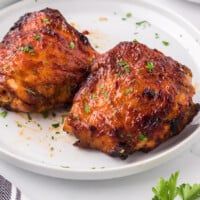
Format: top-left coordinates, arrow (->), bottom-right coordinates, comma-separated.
0,1 -> 200,200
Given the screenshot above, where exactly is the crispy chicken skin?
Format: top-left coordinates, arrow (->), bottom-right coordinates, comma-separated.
0,8 -> 97,112
64,42 -> 199,159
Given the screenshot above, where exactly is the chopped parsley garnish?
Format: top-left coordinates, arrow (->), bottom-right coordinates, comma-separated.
84,103 -> 90,113
0,111 -> 8,118
55,132 -> 60,135
20,45 -> 35,54
146,61 -> 155,72
124,88 -> 133,95
69,41 -> 75,49
33,34 -> 41,41
16,121 -> 23,128
121,17 -> 126,21
91,93 -> 97,100
126,12 -> 132,18
136,20 -> 151,27
42,18 -> 50,24
133,39 -> 138,43
155,33 -> 159,39
138,133 -> 148,141
41,111 -> 49,119
102,90 -> 109,98
117,59 -> 131,74
162,40 -> 170,46
152,171 -> 200,200
52,123 -> 60,128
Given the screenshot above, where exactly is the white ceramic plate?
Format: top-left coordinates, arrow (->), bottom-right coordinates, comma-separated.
187,0 -> 200,4
0,0 -> 200,180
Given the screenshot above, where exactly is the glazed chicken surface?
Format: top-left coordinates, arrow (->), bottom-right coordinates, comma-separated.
0,8 -> 97,112
64,41 -> 199,159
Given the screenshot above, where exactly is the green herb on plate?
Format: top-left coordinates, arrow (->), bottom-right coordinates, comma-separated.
0,111 -> 8,118
126,12 -> 132,18
84,103 -> 90,113
155,33 -> 159,39
136,20 -> 151,28
162,40 -> 170,46
52,123 -> 60,128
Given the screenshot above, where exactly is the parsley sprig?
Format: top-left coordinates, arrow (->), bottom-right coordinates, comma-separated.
0,111 -> 8,118
152,172 -> 200,200
20,45 -> 35,54
117,59 -> 131,74
146,61 -> 155,72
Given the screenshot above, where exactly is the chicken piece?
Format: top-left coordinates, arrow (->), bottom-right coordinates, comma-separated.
0,8 -> 97,112
64,41 -> 199,159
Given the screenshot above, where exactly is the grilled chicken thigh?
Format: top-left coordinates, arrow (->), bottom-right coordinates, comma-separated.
64,41 -> 199,159
0,8 -> 97,112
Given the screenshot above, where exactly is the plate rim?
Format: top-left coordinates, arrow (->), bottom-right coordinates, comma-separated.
0,0 -> 200,180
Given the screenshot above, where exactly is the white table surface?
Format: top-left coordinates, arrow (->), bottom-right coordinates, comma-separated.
0,1 -> 200,200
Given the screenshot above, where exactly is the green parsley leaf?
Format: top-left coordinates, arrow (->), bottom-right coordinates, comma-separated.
146,61 -> 155,72
162,41 -> 170,46
152,172 -> 179,200
0,111 -> 8,118
121,17 -> 126,21
69,41 -> 75,49
126,12 -> 132,18
138,133 -> 148,141
178,183 -> 200,200
155,33 -> 159,39
84,103 -> 90,113
52,123 -> 60,128
124,88 -> 133,95
33,34 -> 41,41
136,20 -> 151,27
20,45 -> 34,54
16,121 -> 23,128
133,39 -> 139,43
117,59 -> 131,74
42,18 -> 51,24
102,90 -> 109,98
91,93 -> 97,100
